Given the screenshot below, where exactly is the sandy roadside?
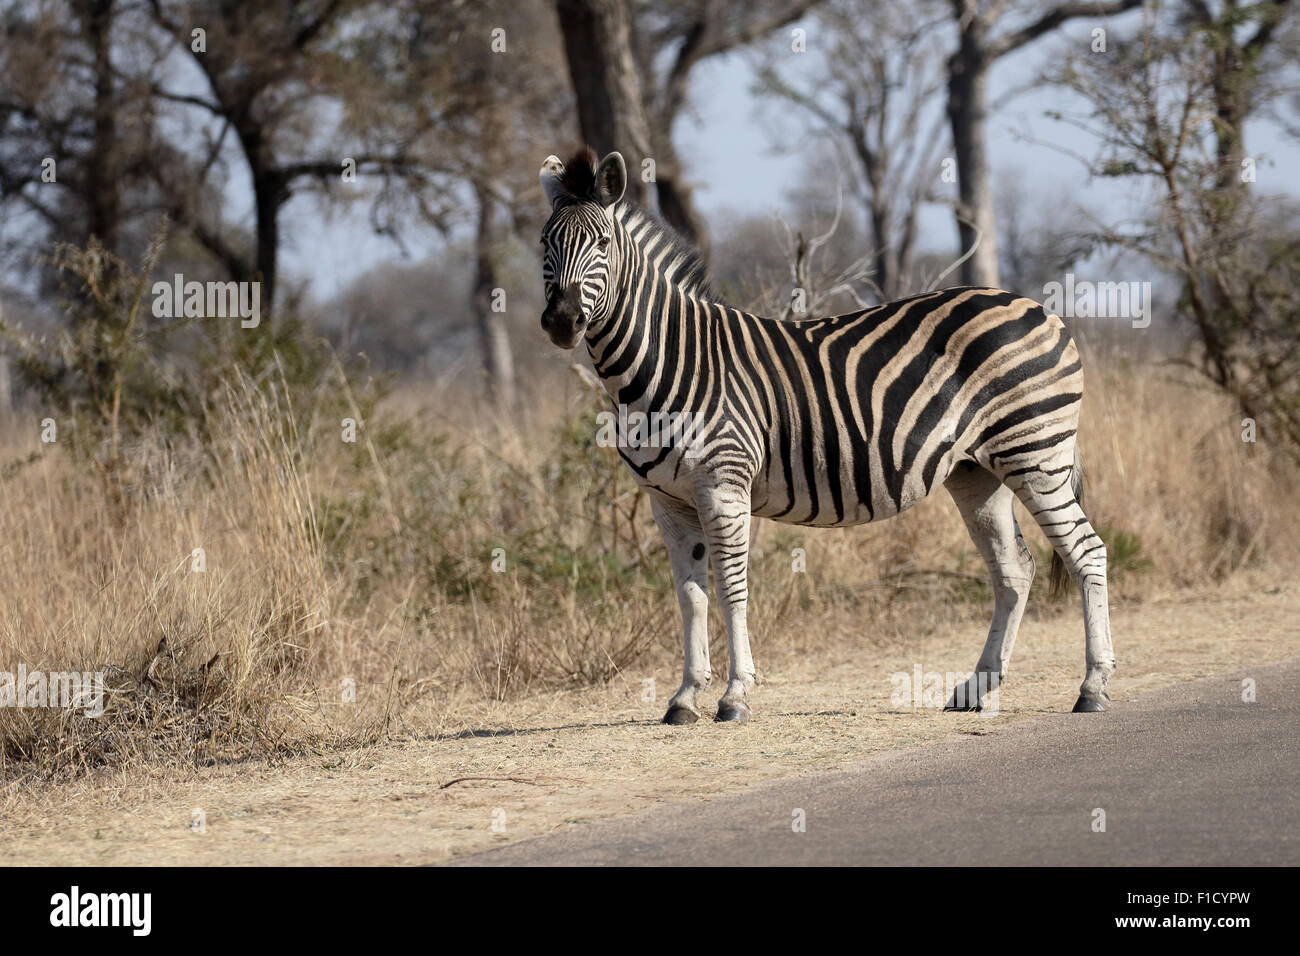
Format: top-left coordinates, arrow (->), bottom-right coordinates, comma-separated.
3,578 -> 1296,865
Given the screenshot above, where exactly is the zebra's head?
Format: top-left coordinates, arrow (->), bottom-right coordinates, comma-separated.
538,148 -> 627,349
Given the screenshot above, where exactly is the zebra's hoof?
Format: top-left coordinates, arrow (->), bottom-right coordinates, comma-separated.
1072,694 -> 1109,713
944,700 -> 982,712
662,706 -> 700,725
715,701 -> 751,723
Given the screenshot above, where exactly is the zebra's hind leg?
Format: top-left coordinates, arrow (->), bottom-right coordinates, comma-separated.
651,498 -> 712,725
943,463 -> 1035,712
1005,452 -> 1115,712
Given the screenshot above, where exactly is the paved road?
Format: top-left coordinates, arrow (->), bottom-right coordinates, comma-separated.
452,658 -> 1300,866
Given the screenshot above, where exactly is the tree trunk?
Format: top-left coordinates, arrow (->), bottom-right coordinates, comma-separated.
1213,84 -> 1248,194
83,0 -> 120,253
554,0 -> 653,204
946,31 -> 999,288
252,172 -> 284,313
1208,33 -> 1252,249
655,163 -> 708,252
870,203 -> 899,300
472,184 -> 517,412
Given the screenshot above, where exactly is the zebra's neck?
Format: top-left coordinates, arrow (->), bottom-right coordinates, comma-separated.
586,204 -> 714,411
612,205 -> 711,301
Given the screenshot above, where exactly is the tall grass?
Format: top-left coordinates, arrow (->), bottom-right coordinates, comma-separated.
0,346 -> 1294,783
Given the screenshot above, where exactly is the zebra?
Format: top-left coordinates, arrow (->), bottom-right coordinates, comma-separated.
538,147 -> 1114,724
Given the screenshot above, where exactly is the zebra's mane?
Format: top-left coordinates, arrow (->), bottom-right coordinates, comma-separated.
615,203 -> 714,301
557,147 -> 712,300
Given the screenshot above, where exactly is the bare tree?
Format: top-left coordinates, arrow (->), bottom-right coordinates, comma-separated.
634,0 -> 821,249
1053,2 -> 1300,453
756,0 -> 948,300
471,179 -> 517,411
995,167 -> 1088,295
346,0 -> 570,409
144,0 -> 447,311
5,0 -> 566,405
0,0 -> 157,259
1184,0 -> 1294,197
943,0 -> 1145,287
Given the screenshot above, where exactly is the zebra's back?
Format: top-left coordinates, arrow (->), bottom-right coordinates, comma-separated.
732,287 -> 1083,527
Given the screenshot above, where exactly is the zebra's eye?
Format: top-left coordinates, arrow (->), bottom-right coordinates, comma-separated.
597,235 -> 610,251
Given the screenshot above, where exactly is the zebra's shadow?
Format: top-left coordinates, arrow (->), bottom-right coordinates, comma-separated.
421,718 -> 658,741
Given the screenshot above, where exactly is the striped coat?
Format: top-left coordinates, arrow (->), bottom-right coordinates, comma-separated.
540,148 -> 1113,724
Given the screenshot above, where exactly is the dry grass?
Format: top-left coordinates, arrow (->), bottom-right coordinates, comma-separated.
5,581 -> 1297,865
0,350 -> 1295,785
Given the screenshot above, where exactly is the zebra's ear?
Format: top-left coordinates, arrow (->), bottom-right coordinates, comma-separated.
594,152 -> 626,207
539,155 -> 568,206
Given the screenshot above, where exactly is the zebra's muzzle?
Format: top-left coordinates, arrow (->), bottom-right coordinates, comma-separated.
541,284 -> 587,349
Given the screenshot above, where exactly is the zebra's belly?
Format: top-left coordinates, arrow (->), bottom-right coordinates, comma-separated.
616,431 -> 960,527
747,455 -> 958,528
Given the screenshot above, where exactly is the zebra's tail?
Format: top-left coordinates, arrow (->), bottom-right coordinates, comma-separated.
1048,447 -> 1085,601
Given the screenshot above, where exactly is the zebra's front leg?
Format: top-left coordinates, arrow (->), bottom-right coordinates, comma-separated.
652,499 -> 712,725
697,485 -> 756,723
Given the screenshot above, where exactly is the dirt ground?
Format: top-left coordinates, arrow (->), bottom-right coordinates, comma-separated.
3,576 -> 1296,866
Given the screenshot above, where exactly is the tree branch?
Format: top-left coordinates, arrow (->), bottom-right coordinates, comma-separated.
989,0 -> 1145,60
